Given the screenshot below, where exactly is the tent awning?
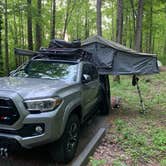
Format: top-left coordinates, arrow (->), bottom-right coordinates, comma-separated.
82,35 -> 159,75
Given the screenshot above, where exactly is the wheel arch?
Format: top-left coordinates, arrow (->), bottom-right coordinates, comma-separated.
60,103 -> 82,137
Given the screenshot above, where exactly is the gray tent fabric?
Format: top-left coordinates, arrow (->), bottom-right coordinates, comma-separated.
82,35 -> 159,75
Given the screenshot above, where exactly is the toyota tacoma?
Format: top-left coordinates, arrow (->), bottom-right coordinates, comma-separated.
0,47 -> 110,163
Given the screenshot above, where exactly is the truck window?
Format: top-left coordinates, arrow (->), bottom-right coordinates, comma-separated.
82,64 -> 98,81
12,60 -> 78,82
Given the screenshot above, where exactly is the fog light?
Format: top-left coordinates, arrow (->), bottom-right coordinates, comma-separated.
35,126 -> 43,134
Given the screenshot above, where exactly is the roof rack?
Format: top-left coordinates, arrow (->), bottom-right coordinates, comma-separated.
49,39 -> 81,48
14,48 -> 37,56
14,47 -> 92,62
14,39 -> 92,62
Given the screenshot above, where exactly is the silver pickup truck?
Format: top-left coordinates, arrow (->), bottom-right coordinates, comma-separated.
0,52 -> 109,163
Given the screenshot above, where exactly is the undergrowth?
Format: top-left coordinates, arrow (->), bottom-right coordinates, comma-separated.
109,73 -> 166,164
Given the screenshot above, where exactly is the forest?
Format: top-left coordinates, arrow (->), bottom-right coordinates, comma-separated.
0,0 -> 166,75
0,1 -> 166,165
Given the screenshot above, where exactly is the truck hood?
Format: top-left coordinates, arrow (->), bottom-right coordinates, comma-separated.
0,77 -> 73,99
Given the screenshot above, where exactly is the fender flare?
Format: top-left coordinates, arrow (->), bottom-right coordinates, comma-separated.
60,98 -> 82,136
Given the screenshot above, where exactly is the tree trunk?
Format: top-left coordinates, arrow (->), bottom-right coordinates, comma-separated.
96,0 -> 102,36
20,11 -> 25,48
27,0 -> 33,50
130,0 -> 136,34
18,6 -> 22,65
20,10 -> 25,63
13,2 -> 19,67
148,0 -> 153,53
134,0 -> 144,51
0,10 -> 3,75
62,0 -> 75,40
50,0 -> 56,39
129,14 -> 133,48
35,0 -> 42,50
123,14 -> 128,45
111,0 -> 115,41
163,37 -> 166,60
84,0 -> 89,39
84,10 -> 89,39
116,0 -> 123,44
114,0 -> 123,83
5,0 -> 9,75
76,11 -> 79,39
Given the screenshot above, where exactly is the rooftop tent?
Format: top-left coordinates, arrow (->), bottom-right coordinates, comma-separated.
82,35 -> 159,75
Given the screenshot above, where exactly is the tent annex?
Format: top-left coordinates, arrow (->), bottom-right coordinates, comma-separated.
82,35 -> 159,75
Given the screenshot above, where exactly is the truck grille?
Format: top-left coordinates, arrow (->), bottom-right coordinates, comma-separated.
0,98 -> 20,125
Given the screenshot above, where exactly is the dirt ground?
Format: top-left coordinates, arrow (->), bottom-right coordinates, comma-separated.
159,66 -> 166,72
89,73 -> 166,166
90,110 -> 162,166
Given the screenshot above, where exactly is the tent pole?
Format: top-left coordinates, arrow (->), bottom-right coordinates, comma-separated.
136,80 -> 146,113
132,75 -> 146,113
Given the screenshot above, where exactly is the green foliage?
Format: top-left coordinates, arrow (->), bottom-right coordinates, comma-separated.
113,118 -> 166,162
108,73 -> 166,164
115,119 -> 127,131
152,129 -> 166,151
89,157 -> 106,166
112,159 -> 127,166
0,0 -> 165,75
160,159 -> 166,166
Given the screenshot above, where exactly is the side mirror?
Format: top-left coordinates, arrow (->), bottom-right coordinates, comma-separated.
82,74 -> 92,83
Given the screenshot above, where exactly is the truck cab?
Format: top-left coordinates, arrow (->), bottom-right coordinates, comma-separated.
0,49 -> 102,163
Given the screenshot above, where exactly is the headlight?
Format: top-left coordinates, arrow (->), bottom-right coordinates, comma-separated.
24,97 -> 62,113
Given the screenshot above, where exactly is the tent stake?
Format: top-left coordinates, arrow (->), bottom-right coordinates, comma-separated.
132,75 -> 146,113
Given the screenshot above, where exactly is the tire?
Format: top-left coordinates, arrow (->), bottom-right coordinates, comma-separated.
49,114 -> 80,164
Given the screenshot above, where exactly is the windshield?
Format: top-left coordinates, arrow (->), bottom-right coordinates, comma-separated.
12,60 -> 78,81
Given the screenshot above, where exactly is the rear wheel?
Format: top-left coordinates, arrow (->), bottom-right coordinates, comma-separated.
49,114 -> 80,164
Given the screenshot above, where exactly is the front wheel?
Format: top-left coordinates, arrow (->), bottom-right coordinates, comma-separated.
49,114 -> 80,163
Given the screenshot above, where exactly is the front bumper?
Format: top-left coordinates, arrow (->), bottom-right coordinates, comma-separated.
0,91 -> 65,149
0,109 -> 65,149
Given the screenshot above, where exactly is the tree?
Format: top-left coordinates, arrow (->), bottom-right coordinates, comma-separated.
27,0 -> 33,50
35,0 -> 42,50
50,0 -> 56,39
135,0 -> 144,51
116,0 -> 123,44
0,0 -> 166,76
114,0 -> 123,83
0,3 -> 3,75
84,0 -> 90,39
62,0 -> 76,39
148,0 -> 153,53
96,0 -> 102,36
130,0 -> 136,34
12,1 -> 19,67
4,0 -> 9,75
110,0 -> 116,41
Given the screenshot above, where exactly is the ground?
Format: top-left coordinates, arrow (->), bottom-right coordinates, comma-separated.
0,73 -> 165,166
89,72 -> 166,166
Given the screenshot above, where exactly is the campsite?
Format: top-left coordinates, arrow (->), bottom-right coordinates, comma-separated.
0,0 -> 166,166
